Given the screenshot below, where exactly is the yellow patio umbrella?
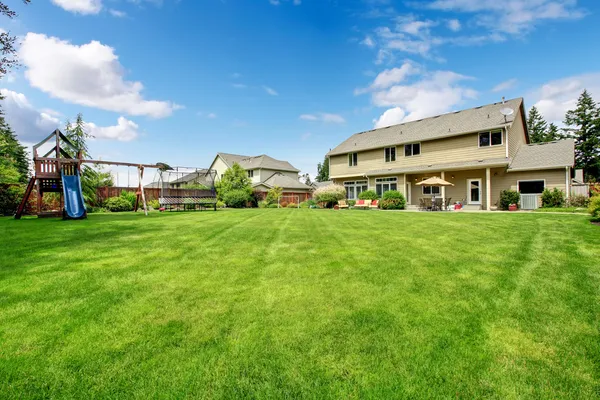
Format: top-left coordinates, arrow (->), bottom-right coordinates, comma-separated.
415,176 -> 455,187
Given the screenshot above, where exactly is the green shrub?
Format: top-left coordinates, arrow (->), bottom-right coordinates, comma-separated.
299,201 -> 309,208
589,196 -> 600,220
148,199 -> 160,209
268,203 -> 278,208
258,200 -> 269,208
379,190 -> 405,210
287,203 -> 297,208
222,189 -> 250,208
0,184 -> 24,216
541,188 -> 565,208
216,200 -> 226,209
358,190 -> 378,200
265,186 -> 283,205
313,184 -> 346,207
120,190 -> 137,208
105,196 -> 134,212
566,195 -> 589,208
306,199 -> 317,207
348,200 -> 356,207
498,190 -> 520,210
88,207 -> 109,213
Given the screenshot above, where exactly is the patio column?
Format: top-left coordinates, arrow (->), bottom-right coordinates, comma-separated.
486,167 -> 491,211
403,173 -> 407,199
441,171 -> 446,199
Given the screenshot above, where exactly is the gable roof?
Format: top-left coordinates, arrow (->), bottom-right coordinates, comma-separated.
508,139 -> 575,171
327,98 -> 524,156
217,152 -> 300,172
254,172 -> 312,191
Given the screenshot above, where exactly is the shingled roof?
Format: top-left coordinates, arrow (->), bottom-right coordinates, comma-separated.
508,139 -> 575,171
253,172 -> 312,190
218,153 -> 300,172
327,98 -> 524,156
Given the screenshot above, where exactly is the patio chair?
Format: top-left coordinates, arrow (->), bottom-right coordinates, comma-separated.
370,199 -> 379,209
443,197 -> 452,211
338,200 -> 349,209
419,198 -> 425,211
424,198 -> 432,211
434,198 -> 443,211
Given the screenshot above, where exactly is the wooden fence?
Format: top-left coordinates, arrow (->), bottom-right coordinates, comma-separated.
96,187 -> 214,203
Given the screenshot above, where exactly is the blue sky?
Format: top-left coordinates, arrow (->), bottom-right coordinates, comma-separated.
2,0 -> 600,183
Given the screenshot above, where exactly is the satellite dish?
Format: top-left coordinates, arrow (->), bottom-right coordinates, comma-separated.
500,107 -> 514,123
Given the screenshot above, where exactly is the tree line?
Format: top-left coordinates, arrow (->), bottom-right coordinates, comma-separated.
527,90 -> 600,182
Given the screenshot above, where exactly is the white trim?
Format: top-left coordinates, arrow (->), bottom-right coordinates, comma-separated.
441,171 -> 446,199
517,179 -> 546,194
565,166 -> 570,199
485,168 -> 491,211
477,130 -> 503,148
505,127 -> 509,158
467,178 -> 482,205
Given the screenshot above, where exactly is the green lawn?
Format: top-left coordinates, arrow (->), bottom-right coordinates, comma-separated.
1,210 -> 599,399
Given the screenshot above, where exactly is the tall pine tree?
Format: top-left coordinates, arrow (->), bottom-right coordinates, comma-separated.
65,113 -> 93,158
0,99 -> 29,183
527,106 -> 548,143
564,90 -> 600,181
316,156 -> 329,182
546,123 -> 561,142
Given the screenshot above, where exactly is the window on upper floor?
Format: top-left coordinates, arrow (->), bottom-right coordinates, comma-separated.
348,152 -> 358,167
384,147 -> 396,163
247,170 -> 254,178
479,130 -> 503,147
404,143 -> 421,157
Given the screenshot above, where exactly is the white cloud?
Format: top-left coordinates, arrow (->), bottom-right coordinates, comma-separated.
19,33 -> 179,118
529,72 -> 600,123
231,72 -> 242,79
299,113 -> 345,124
109,9 -> 127,18
360,66 -> 477,124
492,78 -> 518,93
355,61 -> 420,93
87,117 -> 140,141
425,0 -> 586,34
0,89 -> 61,142
51,0 -> 102,15
301,132 -> 311,141
263,86 -> 278,96
361,36 -> 376,48
373,107 -> 405,128
198,111 -> 217,119
447,19 -> 461,31
232,83 -> 247,89
207,112 -> 217,119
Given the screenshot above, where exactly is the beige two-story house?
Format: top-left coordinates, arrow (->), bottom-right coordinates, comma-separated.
327,98 -> 575,210
209,153 -> 313,201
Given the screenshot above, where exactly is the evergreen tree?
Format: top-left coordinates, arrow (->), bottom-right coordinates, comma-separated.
545,123 -> 561,142
316,156 -> 329,182
0,100 -> 29,182
564,90 -> 600,181
527,106 -> 548,143
301,173 -> 312,186
65,113 -> 93,158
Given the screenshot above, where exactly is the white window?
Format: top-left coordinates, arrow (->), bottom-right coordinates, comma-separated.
479,130 -> 503,147
421,178 -> 441,195
375,177 -> 397,197
384,147 -> 396,163
247,170 -> 254,178
404,143 -> 421,157
348,152 -> 358,167
344,180 -> 368,200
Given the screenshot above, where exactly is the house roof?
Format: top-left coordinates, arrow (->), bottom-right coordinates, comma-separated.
169,169 -> 211,185
253,172 -> 312,191
311,180 -> 333,188
218,152 -> 300,172
327,98 -> 524,156
364,158 -> 510,177
508,139 -> 575,171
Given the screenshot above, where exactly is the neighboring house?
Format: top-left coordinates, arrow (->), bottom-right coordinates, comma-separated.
326,98 -> 575,210
209,153 -> 313,200
311,180 -> 333,189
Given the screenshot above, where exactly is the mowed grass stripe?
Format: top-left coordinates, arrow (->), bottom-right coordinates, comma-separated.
0,210 -> 599,398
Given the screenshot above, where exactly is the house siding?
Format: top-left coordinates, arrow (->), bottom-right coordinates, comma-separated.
508,106 -> 527,158
259,169 -> 298,182
210,156 -> 230,181
490,168 -> 567,207
330,132 -> 507,178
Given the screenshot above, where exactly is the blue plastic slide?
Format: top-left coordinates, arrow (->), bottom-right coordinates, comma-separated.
61,169 -> 87,219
